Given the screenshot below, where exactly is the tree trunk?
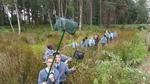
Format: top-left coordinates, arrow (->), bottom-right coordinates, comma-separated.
79,0 -> 83,30
14,0 -> 21,34
58,0 -> 61,17
61,0 -> 64,17
89,0 -> 92,26
0,0 -> 4,25
22,0 -> 25,24
2,0 -> 15,33
44,1 -> 54,30
47,12 -> 53,31
64,0 -> 68,18
99,0 -> 102,26
134,14 -> 139,24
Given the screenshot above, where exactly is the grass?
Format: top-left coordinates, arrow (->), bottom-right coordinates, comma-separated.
0,24 -> 150,84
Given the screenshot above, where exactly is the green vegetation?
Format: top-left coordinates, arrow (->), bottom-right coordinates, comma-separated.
0,25 -> 150,84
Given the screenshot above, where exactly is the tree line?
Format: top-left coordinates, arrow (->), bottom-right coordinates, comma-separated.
0,0 -> 149,32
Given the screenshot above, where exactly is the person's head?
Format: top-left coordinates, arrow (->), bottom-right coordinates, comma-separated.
46,56 -> 55,68
73,39 -> 77,42
53,52 -> 61,64
47,44 -> 53,49
106,30 -> 108,32
95,34 -> 99,38
85,37 -> 88,39
82,39 -> 85,42
90,36 -> 94,39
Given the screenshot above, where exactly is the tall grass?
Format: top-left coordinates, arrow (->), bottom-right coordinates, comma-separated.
94,51 -> 149,84
0,25 -> 150,84
0,34 -> 44,84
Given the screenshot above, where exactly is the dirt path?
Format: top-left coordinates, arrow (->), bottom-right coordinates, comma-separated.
138,29 -> 150,75
138,54 -> 150,75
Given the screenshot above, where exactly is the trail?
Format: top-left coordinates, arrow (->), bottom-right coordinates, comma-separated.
138,28 -> 150,75
138,54 -> 150,75
137,30 -> 150,84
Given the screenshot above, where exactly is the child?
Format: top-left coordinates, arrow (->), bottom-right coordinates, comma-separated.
66,39 -> 79,49
38,56 -> 60,84
44,44 -> 72,64
88,35 -> 95,47
80,38 -> 86,49
85,37 -> 89,50
54,52 -> 76,84
94,34 -> 99,50
100,35 -> 107,49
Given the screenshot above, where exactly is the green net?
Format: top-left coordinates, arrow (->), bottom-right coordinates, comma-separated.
54,17 -> 78,35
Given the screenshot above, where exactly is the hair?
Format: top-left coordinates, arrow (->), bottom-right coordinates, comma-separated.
53,51 -> 61,56
47,44 -> 53,49
46,56 -> 54,61
85,37 -> 88,39
82,39 -> 85,42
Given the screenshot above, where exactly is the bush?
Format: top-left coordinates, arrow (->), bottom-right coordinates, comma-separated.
112,32 -> 147,67
94,51 -> 150,84
0,36 -> 44,84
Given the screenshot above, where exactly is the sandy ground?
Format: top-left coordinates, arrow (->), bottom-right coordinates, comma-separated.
138,54 -> 150,75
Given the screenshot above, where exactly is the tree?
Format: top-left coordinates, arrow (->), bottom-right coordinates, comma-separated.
99,0 -> 102,26
102,1 -> 116,27
2,0 -> 15,33
14,0 -> 21,34
89,0 -> 93,25
78,0 -> 83,30
43,0 -> 54,31
134,0 -> 149,24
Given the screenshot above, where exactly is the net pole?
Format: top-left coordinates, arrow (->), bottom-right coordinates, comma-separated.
46,30 -> 66,81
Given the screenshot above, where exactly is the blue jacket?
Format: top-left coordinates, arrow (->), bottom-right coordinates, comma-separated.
100,37 -> 107,43
89,39 -> 95,46
44,49 -> 55,60
44,49 -> 72,62
38,68 -> 60,84
61,54 -> 72,62
55,62 -> 73,82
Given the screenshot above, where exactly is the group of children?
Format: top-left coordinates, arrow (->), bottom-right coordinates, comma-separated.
38,44 -> 75,84
38,30 -> 118,84
66,30 -> 118,50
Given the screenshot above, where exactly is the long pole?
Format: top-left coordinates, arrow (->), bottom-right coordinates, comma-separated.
46,30 -> 66,81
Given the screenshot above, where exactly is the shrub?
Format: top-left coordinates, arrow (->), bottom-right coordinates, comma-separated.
0,37 -> 44,84
94,51 -> 150,84
112,32 -> 146,67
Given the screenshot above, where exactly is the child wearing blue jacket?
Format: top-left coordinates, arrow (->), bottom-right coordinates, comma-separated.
44,44 -> 72,64
54,52 -> 76,84
38,56 -> 60,84
100,35 -> 107,49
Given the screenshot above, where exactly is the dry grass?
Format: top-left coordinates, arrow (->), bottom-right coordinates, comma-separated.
0,27 -> 149,84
